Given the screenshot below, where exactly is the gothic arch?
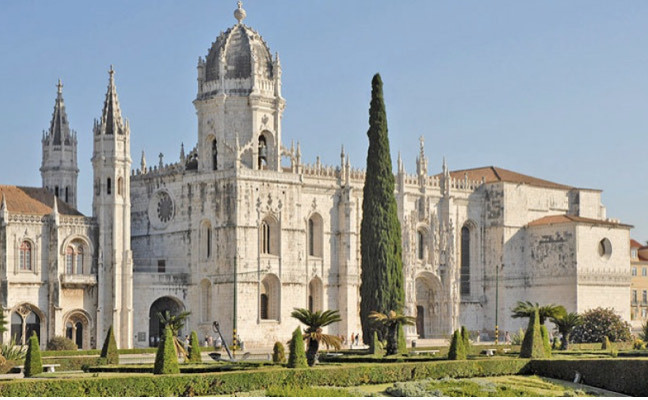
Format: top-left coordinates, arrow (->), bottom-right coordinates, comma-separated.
307,212 -> 323,258
199,279 -> 212,323
416,225 -> 430,262
62,309 -> 92,349
308,276 -> 323,312
260,273 -> 280,321
61,235 -> 93,274
205,134 -> 217,171
414,272 -> 442,338
10,303 -> 46,346
257,130 -> 276,169
17,238 -> 36,272
460,220 -> 478,297
260,215 -> 279,256
148,296 -> 185,347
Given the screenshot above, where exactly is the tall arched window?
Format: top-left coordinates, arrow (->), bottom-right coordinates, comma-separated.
258,135 -> 267,169
65,187 -> 69,203
65,240 -> 88,275
261,220 -> 270,254
417,230 -> 425,260
19,241 -> 32,271
260,274 -> 280,320
308,277 -> 323,312
76,246 -> 84,274
460,226 -> 470,296
11,306 -> 41,346
201,221 -> 212,259
308,219 -> 314,256
200,279 -> 212,322
66,246 -> 74,274
211,139 -> 218,171
308,214 -> 323,257
107,177 -> 112,195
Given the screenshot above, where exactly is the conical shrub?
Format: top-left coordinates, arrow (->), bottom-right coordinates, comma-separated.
24,332 -> 42,377
287,327 -> 307,368
397,324 -> 407,354
602,336 -> 611,350
100,325 -> 119,365
272,341 -> 286,363
540,325 -> 552,358
370,331 -> 383,356
520,309 -> 545,358
461,326 -> 471,354
448,329 -> 466,360
154,325 -> 179,374
187,331 -> 202,363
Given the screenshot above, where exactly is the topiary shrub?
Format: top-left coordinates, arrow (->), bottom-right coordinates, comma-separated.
571,307 -> 631,343
24,332 -> 43,377
520,309 -> 545,359
187,331 -> 202,363
46,336 -> 77,351
511,328 -> 525,345
100,325 -> 119,365
540,325 -> 551,358
397,324 -> 407,355
602,336 -> 611,350
287,327 -> 307,368
369,331 -> 383,356
461,326 -> 471,354
447,330 -> 466,360
272,341 -> 286,364
154,325 -> 179,374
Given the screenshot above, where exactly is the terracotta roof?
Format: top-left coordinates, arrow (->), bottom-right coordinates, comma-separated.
527,214 -> 632,228
441,166 -> 574,190
631,239 -> 643,249
0,185 -> 83,216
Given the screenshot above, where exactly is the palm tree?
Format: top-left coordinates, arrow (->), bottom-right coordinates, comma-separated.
369,310 -> 415,356
157,310 -> 191,359
511,301 -> 566,324
550,312 -> 582,350
290,308 -> 342,366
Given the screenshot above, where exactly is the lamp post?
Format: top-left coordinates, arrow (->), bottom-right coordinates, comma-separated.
494,264 -> 501,345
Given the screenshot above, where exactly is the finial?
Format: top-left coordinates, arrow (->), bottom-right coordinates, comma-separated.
159,153 -> 164,168
234,1 -> 246,24
141,150 -> 147,172
56,79 -> 63,94
1,193 -> 6,211
180,142 -> 185,161
419,136 -> 425,153
109,65 -> 115,84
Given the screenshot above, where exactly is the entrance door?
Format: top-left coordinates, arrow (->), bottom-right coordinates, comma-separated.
416,305 -> 425,338
75,322 -> 83,348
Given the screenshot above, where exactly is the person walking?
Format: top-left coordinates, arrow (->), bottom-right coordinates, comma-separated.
350,332 -> 355,349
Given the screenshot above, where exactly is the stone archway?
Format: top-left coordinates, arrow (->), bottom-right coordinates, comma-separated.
148,296 -> 185,347
63,310 -> 92,349
415,273 -> 443,338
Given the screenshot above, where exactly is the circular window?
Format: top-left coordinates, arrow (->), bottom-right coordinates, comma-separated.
148,190 -> 174,229
598,238 -> 612,260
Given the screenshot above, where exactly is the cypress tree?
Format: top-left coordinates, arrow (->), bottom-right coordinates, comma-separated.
154,325 -> 179,374
461,326 -> 471,355
448,330 -> 466,360
360,73 -> 405,346
397,324 -> 407,354
540,325 -> 552,358
187,331 -> 202,363
520,309 -> 545,359
272,341 -> 286,363
369,331 -> 382,356
24,332 -> 43,377
99,325 -> 119,365
287,327 -> 307,368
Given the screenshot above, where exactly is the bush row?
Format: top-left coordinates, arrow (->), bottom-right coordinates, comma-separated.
41,346 -> 215,358
0,359 -> 530,397
527,359 -> 648,396
86,361 -> 274,374
11,355 -> 101,373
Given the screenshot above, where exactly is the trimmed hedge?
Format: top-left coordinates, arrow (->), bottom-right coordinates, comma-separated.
100,326 -> 118,365
24,332 -> 43,377
41,346 -> 215,357
528,359 -> 648,396
87,361 -> 274,374
0,359 -> 530,396
154,325 -> 179,374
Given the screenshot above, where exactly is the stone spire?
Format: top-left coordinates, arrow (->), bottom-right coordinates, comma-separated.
95,66 -> 128,136
46,79 -> 75,145
234,1 -> 246,24
416,136 -> 428,177
140,150 -> 147,173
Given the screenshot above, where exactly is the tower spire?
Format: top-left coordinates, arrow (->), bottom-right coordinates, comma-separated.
96,66 -> 127,136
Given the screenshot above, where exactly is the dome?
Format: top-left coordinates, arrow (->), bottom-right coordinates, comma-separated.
204,23 -> 274,82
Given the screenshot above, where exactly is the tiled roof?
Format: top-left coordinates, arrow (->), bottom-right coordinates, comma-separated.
527,214 -> 632,228
631,239 -> 643,249
0,185 -> 83,216
443,166 -> 574,190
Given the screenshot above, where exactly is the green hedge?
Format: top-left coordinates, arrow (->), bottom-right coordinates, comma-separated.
87,361 -> 274,374
528,359 -> 648,396
0,359 -> 530,397
41,347 -> 215,358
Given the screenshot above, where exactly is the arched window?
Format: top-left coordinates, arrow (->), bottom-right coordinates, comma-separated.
258,135 -> 267,169
65,187 -> 69,203
308,214 -> 323,257
55,186 -> 59,198
200,279 -> 212,323
211,139 -> 218,171
107,177 -> 112,195
260,294 -> 269,320
66,246 -> 74,274
19,241 -> 32,271
117,177 -> 124,196
308,219 -> 314,256
11,306 -> 41,346
76,246 -> 84,274
260,274 -> 280,320
308,277 -> 323,312
201,220 -> 213,259
261,221 -> 270,254
417,230 -> 425,260
460,226 -> 470,296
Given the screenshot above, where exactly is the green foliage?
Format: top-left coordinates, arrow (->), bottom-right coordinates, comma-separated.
0,311 -> 7,336
397,324 -> 407,354
1,336 -> 26,361
633,339 -> 645,350
156,311 -> 191,359
266,384 -> 359,397
601,336 -> 611,350
461,326 -> 471,353
23,332 -> 43,377
570,307 -> 631,343
369,310 -> 415,356
359,73 -> 405,345
520,309 -> 545,359
153,325 -> 179,374
511,301 -> 566,324
511,328 -> 525,345
540,325 -> 551,358
186,331 -> 202,363
272,341 -> 286,363
46,336 -> 78,351
369,331 -> 383,356
99,325 -> 119,365
550,312 -> 581,350
639,320 -> 648,342
87,360 -> 273,374
448,330 -> 466,360
287,327 -> 307,368
0,358 -> 530,397
290,308 -> 342,366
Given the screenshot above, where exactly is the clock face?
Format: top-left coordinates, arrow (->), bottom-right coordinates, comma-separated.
149,190 -> 174,229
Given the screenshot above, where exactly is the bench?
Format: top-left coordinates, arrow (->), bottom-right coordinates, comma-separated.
484,348 -> 496,356
410,350 -> 439,356
16,363 -> 61,373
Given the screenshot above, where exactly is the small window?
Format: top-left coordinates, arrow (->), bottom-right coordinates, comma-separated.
107,177 -> 112,195
643,290 -> 647,304
66,246 -> 74,274
643,268 -> 647,277
598,238 -> 612,259
632,249 -> 638,259
260,294 -> 269,320
633,268 -> 638,276
65,187 -> 69,203
261,221 -> 270,254
55,186 -> 59,197
157,260 -> 166,273
417,231 -> 425,260
19,241 -> 32,271
633,290 -> 638,303
258,135 -> 267,169
212,140 -> 218,171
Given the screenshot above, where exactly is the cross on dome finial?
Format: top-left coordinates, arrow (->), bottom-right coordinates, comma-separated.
56,79 -> 63,94
234,1 -> 246,24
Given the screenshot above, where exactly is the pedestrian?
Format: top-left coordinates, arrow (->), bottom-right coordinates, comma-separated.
504,331 -> 511,344
350,332 -> 354,349
214,335 -> 222,349
204,337 -> 209,347
184,335 -> 190,350
355,333 -> 360,346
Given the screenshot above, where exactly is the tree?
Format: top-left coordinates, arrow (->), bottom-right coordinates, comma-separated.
100,325 -> 119,365
287,327 -> 307,368
639,320 -> 648,342
550,312 -> 582,350
23,332 -> 42,377
156,310 -> 191,359
540,325 -> 552,358
448,330 -> 466,360
397,324 -> 407,355
511,301 -> 566,324
46,336 -> 77,351
461,326 -> 471,354
570,307 -> 631,343
520,308 -> 546,359
0,311 -> 7,339
154,325 -> 179,374
369,310 -> 415,356
186,331 -> 202,363
369,331 -> 383,356
290,308 -> 342,366
272,341 -> 286,364
359,73 -> 405,346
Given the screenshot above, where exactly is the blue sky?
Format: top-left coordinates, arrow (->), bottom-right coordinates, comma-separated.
1,1 -> 647,240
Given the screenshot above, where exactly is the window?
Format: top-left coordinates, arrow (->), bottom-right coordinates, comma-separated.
460,226 -> 470,296
598,238 -> 612,259
201,221 -> 212,259
633,268 -> 638,276
65,241 -> 86,274
19,241 -> 32,271
76,246 -> 84,274
308,278 -> 323,312
643,268 -> 647,277
643,290 -> 647,304
11,306 -> 41,346
55,186 -> 59,197
260,294 -> 269,320
632,249 -> 638,259
308,219 -> 314,256
417,230 -> 425,260
212,140 -> 218,171
258,135 -> 267,169
633,290 -> 638,303
260,274 -> 280,320
643,308 -> 648,319
157,260 -> 166,273
107,177 -> 112,195
65,187 -> 69,203
261,221 -> 270,254
307,214 -> 323,257
66,246 -> 74,274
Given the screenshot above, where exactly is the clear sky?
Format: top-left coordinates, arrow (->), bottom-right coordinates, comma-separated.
1,1 -> 647,240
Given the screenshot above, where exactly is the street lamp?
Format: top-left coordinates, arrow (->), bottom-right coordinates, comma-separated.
494,264 -> 503,345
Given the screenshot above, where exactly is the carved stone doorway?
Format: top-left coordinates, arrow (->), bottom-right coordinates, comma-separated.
416,305 -> 425,338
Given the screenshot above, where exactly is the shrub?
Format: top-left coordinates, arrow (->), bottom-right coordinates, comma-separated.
369,331 -> 383,356
632,339 -> 645,350
461,326 -> 471,353
100,325 -> 119,365
46,336 -> 77,351
1,336 -> 26,361
520,309 -> 545,359
540,325 -> 551,358
570,307 -> 631,343
23,332 -> 43,377
397,324 -> 407,355
272,341 -> 286,363
448,330 -> 466,360
639,320 -> 648,342
186,331 -> 202,363
266,384 -> 359,397
511,328 -> 525,345
153,325 -> 179,374
287,327 -> 307,368
601,336 -> 611,350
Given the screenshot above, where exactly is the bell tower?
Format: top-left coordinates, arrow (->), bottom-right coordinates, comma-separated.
91,66 -> 133,349
41,80 -> 79,207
